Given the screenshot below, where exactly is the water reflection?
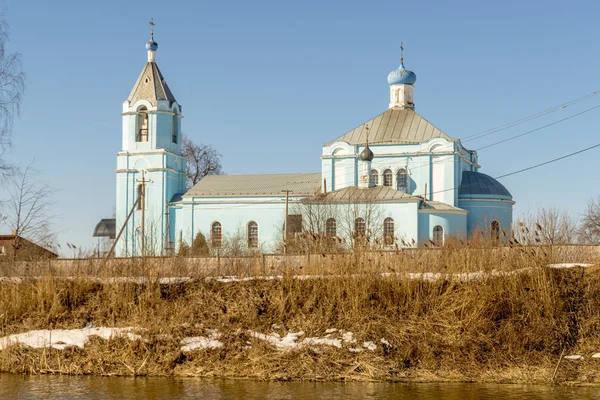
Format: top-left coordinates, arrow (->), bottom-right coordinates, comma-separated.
1,374 -> 598,399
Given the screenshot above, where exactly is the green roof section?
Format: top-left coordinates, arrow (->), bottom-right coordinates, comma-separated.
309,185 -> 421,203
325,108 -> 454,146
184,173 -> 322,197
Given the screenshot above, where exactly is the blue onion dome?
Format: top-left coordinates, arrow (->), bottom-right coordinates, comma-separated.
146,41 -> 158,51
387,60 -> 417,86
360,145 -> 374,162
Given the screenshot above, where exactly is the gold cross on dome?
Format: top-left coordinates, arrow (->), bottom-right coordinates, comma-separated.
149,18 -> 155,41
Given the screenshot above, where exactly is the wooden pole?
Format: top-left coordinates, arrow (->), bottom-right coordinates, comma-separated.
141,171 -> 146,258
105,195 -> 141,261
282,190 -> 291,254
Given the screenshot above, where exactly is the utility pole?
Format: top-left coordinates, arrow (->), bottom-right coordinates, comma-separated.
140,171 -> 146,258
282,190 -> 292,254
135,171 -> 150,258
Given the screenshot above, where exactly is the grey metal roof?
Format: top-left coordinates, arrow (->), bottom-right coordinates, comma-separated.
325,108 -> 454,146
308,185 -> 421,203
459,171 -> 512,199
93,218 -> 116,239
419,201 -> 468,213
127,62 -> 177,106
184,173 -> 322,197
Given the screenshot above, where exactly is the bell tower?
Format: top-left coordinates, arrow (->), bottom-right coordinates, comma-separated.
115,20 -> 186,256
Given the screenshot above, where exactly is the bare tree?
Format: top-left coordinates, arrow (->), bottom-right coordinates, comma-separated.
285,189 -> 388,253
579,197 -> 600,244
0,13 -> 25,179
181,134 -> 223,190
513,206 -> 578,245
2,164 -> 55,260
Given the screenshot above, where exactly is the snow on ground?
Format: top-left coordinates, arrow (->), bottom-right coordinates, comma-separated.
548,263 -> 594,269
0,327 -> 140,350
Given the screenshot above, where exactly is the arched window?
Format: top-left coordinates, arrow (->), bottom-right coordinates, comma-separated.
136,184 -> 145,210
171,114 -> 178,144
491,220 -> 500,242
432,225 -> 444,246
396,169 -> 408,192
355,218 -> 366,237
247,221 -> 259,248
326,218 -> 336,237
384,217 -> 394,245
211,222 -> 222,248
136,106 -> 148,142
371,170 -> 379,186
383,169 -> 392,187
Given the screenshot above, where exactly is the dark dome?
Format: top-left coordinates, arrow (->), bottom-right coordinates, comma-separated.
360,145 -> 374,161
458,171 -> 512,199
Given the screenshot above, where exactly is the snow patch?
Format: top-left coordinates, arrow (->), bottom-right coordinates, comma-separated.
548,263 -> 594,269
363,341 -> 377,351
592,353 -> 600,358
0,327 -> 140,351
248,330 -> 304,348
564,355 -> 584,360
180,336 -> 223,351
302,337 -> 342,349
342,331 -> 356,344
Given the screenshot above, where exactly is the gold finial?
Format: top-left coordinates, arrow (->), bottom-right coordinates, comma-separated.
149,18 -> 155,41
400,42 -> 404,64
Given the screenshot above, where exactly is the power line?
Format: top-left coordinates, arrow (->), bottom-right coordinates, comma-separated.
476,104 -> 600,151
494,143 -> 600,180
461,89 -> 600,142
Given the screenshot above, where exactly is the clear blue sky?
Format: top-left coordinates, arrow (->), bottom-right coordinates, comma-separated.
2,0 -> 599,255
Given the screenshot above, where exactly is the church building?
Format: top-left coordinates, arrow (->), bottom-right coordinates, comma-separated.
114,33 -> 514,256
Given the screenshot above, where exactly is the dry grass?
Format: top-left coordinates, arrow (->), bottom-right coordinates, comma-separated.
0,242 -> 600,384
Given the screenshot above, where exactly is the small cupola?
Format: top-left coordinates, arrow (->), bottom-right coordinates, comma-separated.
360,145 -> 374,162
387,61 -> 417,86
388,43 -> 417,110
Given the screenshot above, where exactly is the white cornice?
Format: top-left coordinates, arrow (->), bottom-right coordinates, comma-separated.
419,208 -> 469,215
116,149 -> 185,160
458,198 -> 516,205
321,151 -> 480,168
122,110 -> 183,117
115,168 -> 185,175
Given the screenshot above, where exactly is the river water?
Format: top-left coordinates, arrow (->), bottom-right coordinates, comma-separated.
1,374 -> 599,399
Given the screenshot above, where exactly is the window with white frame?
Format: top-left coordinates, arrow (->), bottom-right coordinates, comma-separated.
384,217 -> 395,245
491,220 -> 500,242
355,218 -> 366,237
383,169 -> 392,187
211,222 -> 222,248
136,106 -> 149,142
432,225 -> 444,246
326,218 -> 337,237
396,168 -> 408,192
172,115 -> 178,144
371,170 -> 379,186
247,221 -> 259,248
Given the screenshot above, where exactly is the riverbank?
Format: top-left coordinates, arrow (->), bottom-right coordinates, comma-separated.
1,251 -> 600,384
